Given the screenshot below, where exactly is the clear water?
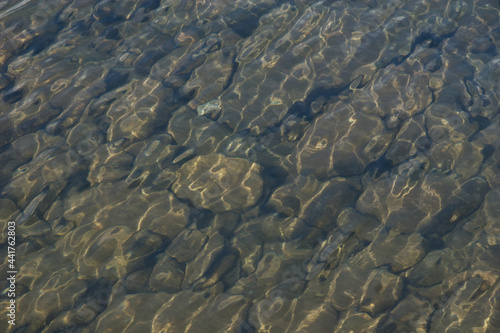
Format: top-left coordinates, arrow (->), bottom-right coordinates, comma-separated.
1,0 -> 500,332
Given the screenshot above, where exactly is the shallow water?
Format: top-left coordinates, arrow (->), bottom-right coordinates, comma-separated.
0,0 -> 500,332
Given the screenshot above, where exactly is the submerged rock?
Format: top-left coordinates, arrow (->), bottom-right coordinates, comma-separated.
269,175 -> 360,231
291,102 -> 387,178
172,153 -> 263,213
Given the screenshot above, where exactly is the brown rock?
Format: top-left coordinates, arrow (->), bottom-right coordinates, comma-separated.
172,153 -> 263,213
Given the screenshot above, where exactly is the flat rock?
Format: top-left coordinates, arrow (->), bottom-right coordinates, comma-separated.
350,229 -> 425,272
183,232 -> 225,288
291,103 -> 387,178
166,229 -> 208,263
358,268 -> 403,316
172,153 -> 263,213
149,254 -> 184,293
268,175 -> 360,230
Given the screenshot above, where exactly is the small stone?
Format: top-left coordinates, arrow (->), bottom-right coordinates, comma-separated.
197,98 -> 221,117
429,77 -> 444,90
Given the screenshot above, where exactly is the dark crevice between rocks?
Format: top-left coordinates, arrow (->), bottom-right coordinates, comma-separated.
104,27 -> 122,40
104,69 -> 130,93
388,28 -> 458,69
0,74 -> 14,94
139,0 -> 161,13
191,209 -> 215,230
22,12 -> 68,56
71,19 -> 94,36
72,278 -> 116,316
93,7 -> 125,26
365,155 -> 394,179
225,4 -> 275,38
468,114 -> 492,142
481,144 -> 495,161
134,38 -> 179,76
421,233 -> 447,253
194,246 -> 238,292
298,84 -> 348,121
2,89 -> 23,104
222,53 -> 239,92
251,83 -> 348,146
252,168 -> 289,219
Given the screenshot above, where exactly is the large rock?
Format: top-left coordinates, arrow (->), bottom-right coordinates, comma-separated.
172,153 -> 263,213
268,175 -> 360,231
290,102 -> 387,178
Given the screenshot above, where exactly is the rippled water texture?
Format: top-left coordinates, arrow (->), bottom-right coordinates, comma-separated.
1,0 -> 500,332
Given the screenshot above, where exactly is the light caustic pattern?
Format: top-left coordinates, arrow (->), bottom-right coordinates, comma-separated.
0,0 -> 500,332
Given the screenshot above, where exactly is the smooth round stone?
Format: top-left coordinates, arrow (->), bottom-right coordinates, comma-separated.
172,153 -> 263,213
337,208 -> 380,242
124,269 -> 151,292
429,76 -> 444,90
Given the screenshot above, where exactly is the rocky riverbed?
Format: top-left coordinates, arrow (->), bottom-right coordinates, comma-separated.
1,0 -> 500,332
